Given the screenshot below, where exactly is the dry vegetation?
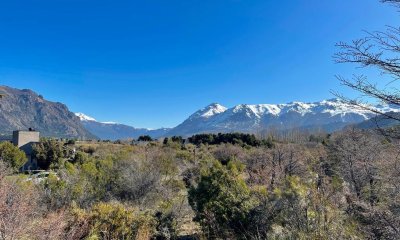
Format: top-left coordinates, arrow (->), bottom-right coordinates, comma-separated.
0,128 -> 399,239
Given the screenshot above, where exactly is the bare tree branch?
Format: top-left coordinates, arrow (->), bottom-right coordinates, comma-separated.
334,2 -> 400,136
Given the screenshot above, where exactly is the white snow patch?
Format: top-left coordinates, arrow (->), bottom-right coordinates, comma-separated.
75,113 -> 96,122
201,104 -> 227,118
101,121 -> 119,125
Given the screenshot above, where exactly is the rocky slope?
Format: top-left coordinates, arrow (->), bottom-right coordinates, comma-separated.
0,86 -> 96,139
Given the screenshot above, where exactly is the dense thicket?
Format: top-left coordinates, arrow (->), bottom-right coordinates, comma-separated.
188,133 -> 270,147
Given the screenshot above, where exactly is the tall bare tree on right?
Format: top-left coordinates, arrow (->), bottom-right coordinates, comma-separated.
334,0 -> 400,135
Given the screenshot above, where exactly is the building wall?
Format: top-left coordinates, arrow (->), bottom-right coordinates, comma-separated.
13,131 -> 40,172
13,131 -> 40,147
12,131 -> 40,155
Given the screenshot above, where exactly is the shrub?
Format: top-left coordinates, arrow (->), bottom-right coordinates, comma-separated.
69,202 -> 155,240
0,141 -> 26,171
188,160 -> 256,238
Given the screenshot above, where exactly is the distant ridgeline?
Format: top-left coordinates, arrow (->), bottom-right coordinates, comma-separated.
2,85 -> 400,140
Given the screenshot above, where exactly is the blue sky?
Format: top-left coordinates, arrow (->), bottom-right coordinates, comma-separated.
0,0 -> 398,128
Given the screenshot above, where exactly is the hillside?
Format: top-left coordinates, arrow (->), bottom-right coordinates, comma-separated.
0,86 -> 96,139
356,111 -> 400,129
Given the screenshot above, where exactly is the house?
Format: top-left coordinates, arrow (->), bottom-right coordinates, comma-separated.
12,130 -> 40,171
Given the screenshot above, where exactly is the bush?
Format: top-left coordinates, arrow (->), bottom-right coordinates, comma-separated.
69,202 -> 155,240
0,141 -> 26,171
188,160 -> 255,238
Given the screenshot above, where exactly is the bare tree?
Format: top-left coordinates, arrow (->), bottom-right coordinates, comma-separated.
328,129 -> 400,238
334,0 -> 400,135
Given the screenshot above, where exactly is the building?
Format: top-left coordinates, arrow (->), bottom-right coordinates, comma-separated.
13,130 -> 40,171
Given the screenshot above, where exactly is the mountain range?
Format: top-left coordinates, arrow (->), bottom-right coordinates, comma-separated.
1,85 -> 399,140
77,99 -> 400,139
75,113 -> 170,140
165,100 -> 399,136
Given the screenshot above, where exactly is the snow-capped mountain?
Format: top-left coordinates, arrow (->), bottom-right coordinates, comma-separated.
188,103 -> 228,120
76,99 -> 400,139
75,113 -> 170,140
166,99 -> 400,136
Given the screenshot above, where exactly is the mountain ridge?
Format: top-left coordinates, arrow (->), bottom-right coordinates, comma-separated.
0,86 -> 96,139
165,99 -> 400,136
2,85 -> 398,140
77,99 -> 400,139
75,113 -> 170,140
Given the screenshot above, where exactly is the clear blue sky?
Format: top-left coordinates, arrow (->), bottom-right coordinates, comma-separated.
0,0 -> 398,128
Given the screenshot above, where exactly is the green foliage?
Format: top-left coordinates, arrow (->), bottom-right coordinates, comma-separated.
188,132 -> 262,147
170,136 -> 183,144
6,128 -> 395,239
163,137 -> 169,145
188,160 -> 256,238
0,141 -> 26,171
247,176 -> 362,239
261,135 -> 275,148
33,139 -> 73,169
66,139 -> 76,145
138,135 -> 153,142
73,151 -> 89,164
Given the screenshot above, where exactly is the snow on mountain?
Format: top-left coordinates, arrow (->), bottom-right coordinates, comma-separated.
189,103 -> 228,120
167,99 -> 400,136
76,99 -> 400,139
75,113 -> 97,122
100,121 -> 119,125
75,113 -> 170,140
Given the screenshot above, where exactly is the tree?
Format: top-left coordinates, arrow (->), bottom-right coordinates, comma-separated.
163,137 -> 169,145
328,129 -> 383,204
138,135 -> 153,142
0,142 -> 26,171
33,139 -> 71,169
334,0 -> 400,135
328,129 -> 400,238
171,136 -> 183,144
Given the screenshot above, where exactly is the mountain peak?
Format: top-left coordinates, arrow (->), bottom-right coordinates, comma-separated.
189,103 -> 227,120
75,113 -> 96,122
